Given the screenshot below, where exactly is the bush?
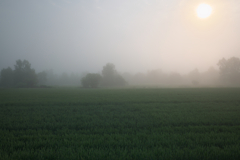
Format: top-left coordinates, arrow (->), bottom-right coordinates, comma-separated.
81,73 -> 102,88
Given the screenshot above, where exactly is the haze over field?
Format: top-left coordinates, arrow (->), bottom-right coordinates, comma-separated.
1,0 -> 240,74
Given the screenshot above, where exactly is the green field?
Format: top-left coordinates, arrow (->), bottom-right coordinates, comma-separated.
0,88 -> 240,160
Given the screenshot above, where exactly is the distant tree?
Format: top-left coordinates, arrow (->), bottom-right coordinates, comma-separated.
14,59 -> 37,87
81,73 -> 102,88
101,63 -> 116,86
37,71 -> 47,85
217,57 -> 240,85
0,67 -> 14,87
101,63 -> 127,87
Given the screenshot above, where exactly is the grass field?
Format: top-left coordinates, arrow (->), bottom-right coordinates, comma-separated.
0,88 -> 240,160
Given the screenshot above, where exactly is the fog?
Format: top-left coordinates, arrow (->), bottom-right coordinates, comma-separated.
1,0 -> 240,76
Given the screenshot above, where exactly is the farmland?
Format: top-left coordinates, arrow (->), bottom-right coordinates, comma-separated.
0,88 -> 240,159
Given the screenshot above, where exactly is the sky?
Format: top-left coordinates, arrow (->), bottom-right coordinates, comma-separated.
1,0 -> 240,74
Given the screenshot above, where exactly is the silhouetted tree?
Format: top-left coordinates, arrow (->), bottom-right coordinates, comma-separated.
81,73 -> 102,88
0,67 -> 14,87
14,59 -> 37,87
101,63 -> 127,87
217,57 -> 240,85
102,63 -> 116,86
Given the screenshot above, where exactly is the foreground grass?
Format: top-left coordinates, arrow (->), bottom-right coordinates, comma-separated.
0,88 -> 240,159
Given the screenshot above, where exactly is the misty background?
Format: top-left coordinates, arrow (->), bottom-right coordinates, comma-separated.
1,0 -> 240,86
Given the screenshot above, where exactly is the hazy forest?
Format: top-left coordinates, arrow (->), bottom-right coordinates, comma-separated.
1,57 -> 240,88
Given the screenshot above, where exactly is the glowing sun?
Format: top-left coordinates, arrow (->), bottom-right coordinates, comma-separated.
196,3 -> 212,19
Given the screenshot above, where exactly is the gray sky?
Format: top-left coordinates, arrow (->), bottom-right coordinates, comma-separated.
1,0 -> 240,74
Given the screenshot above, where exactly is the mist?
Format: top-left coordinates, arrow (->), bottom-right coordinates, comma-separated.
1,0 -> 240,78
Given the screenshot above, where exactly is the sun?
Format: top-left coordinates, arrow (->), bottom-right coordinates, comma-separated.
196,3 -> 212,19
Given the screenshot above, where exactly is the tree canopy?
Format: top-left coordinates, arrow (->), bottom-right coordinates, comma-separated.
14,60 -> 38,87
101,63 -> 127,87
0,59 -> 38,88
81,73 -> 102,88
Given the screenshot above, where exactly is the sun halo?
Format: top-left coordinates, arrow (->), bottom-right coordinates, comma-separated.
196,3 -> 212,19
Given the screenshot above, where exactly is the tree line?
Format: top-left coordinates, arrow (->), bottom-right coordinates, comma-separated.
122,57 -> 240,87
0,60 -> 40,88
1,57 -> 240,88
0,60 -> 126,88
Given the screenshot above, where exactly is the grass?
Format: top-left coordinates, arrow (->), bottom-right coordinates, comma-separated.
0,88 -> 240,159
